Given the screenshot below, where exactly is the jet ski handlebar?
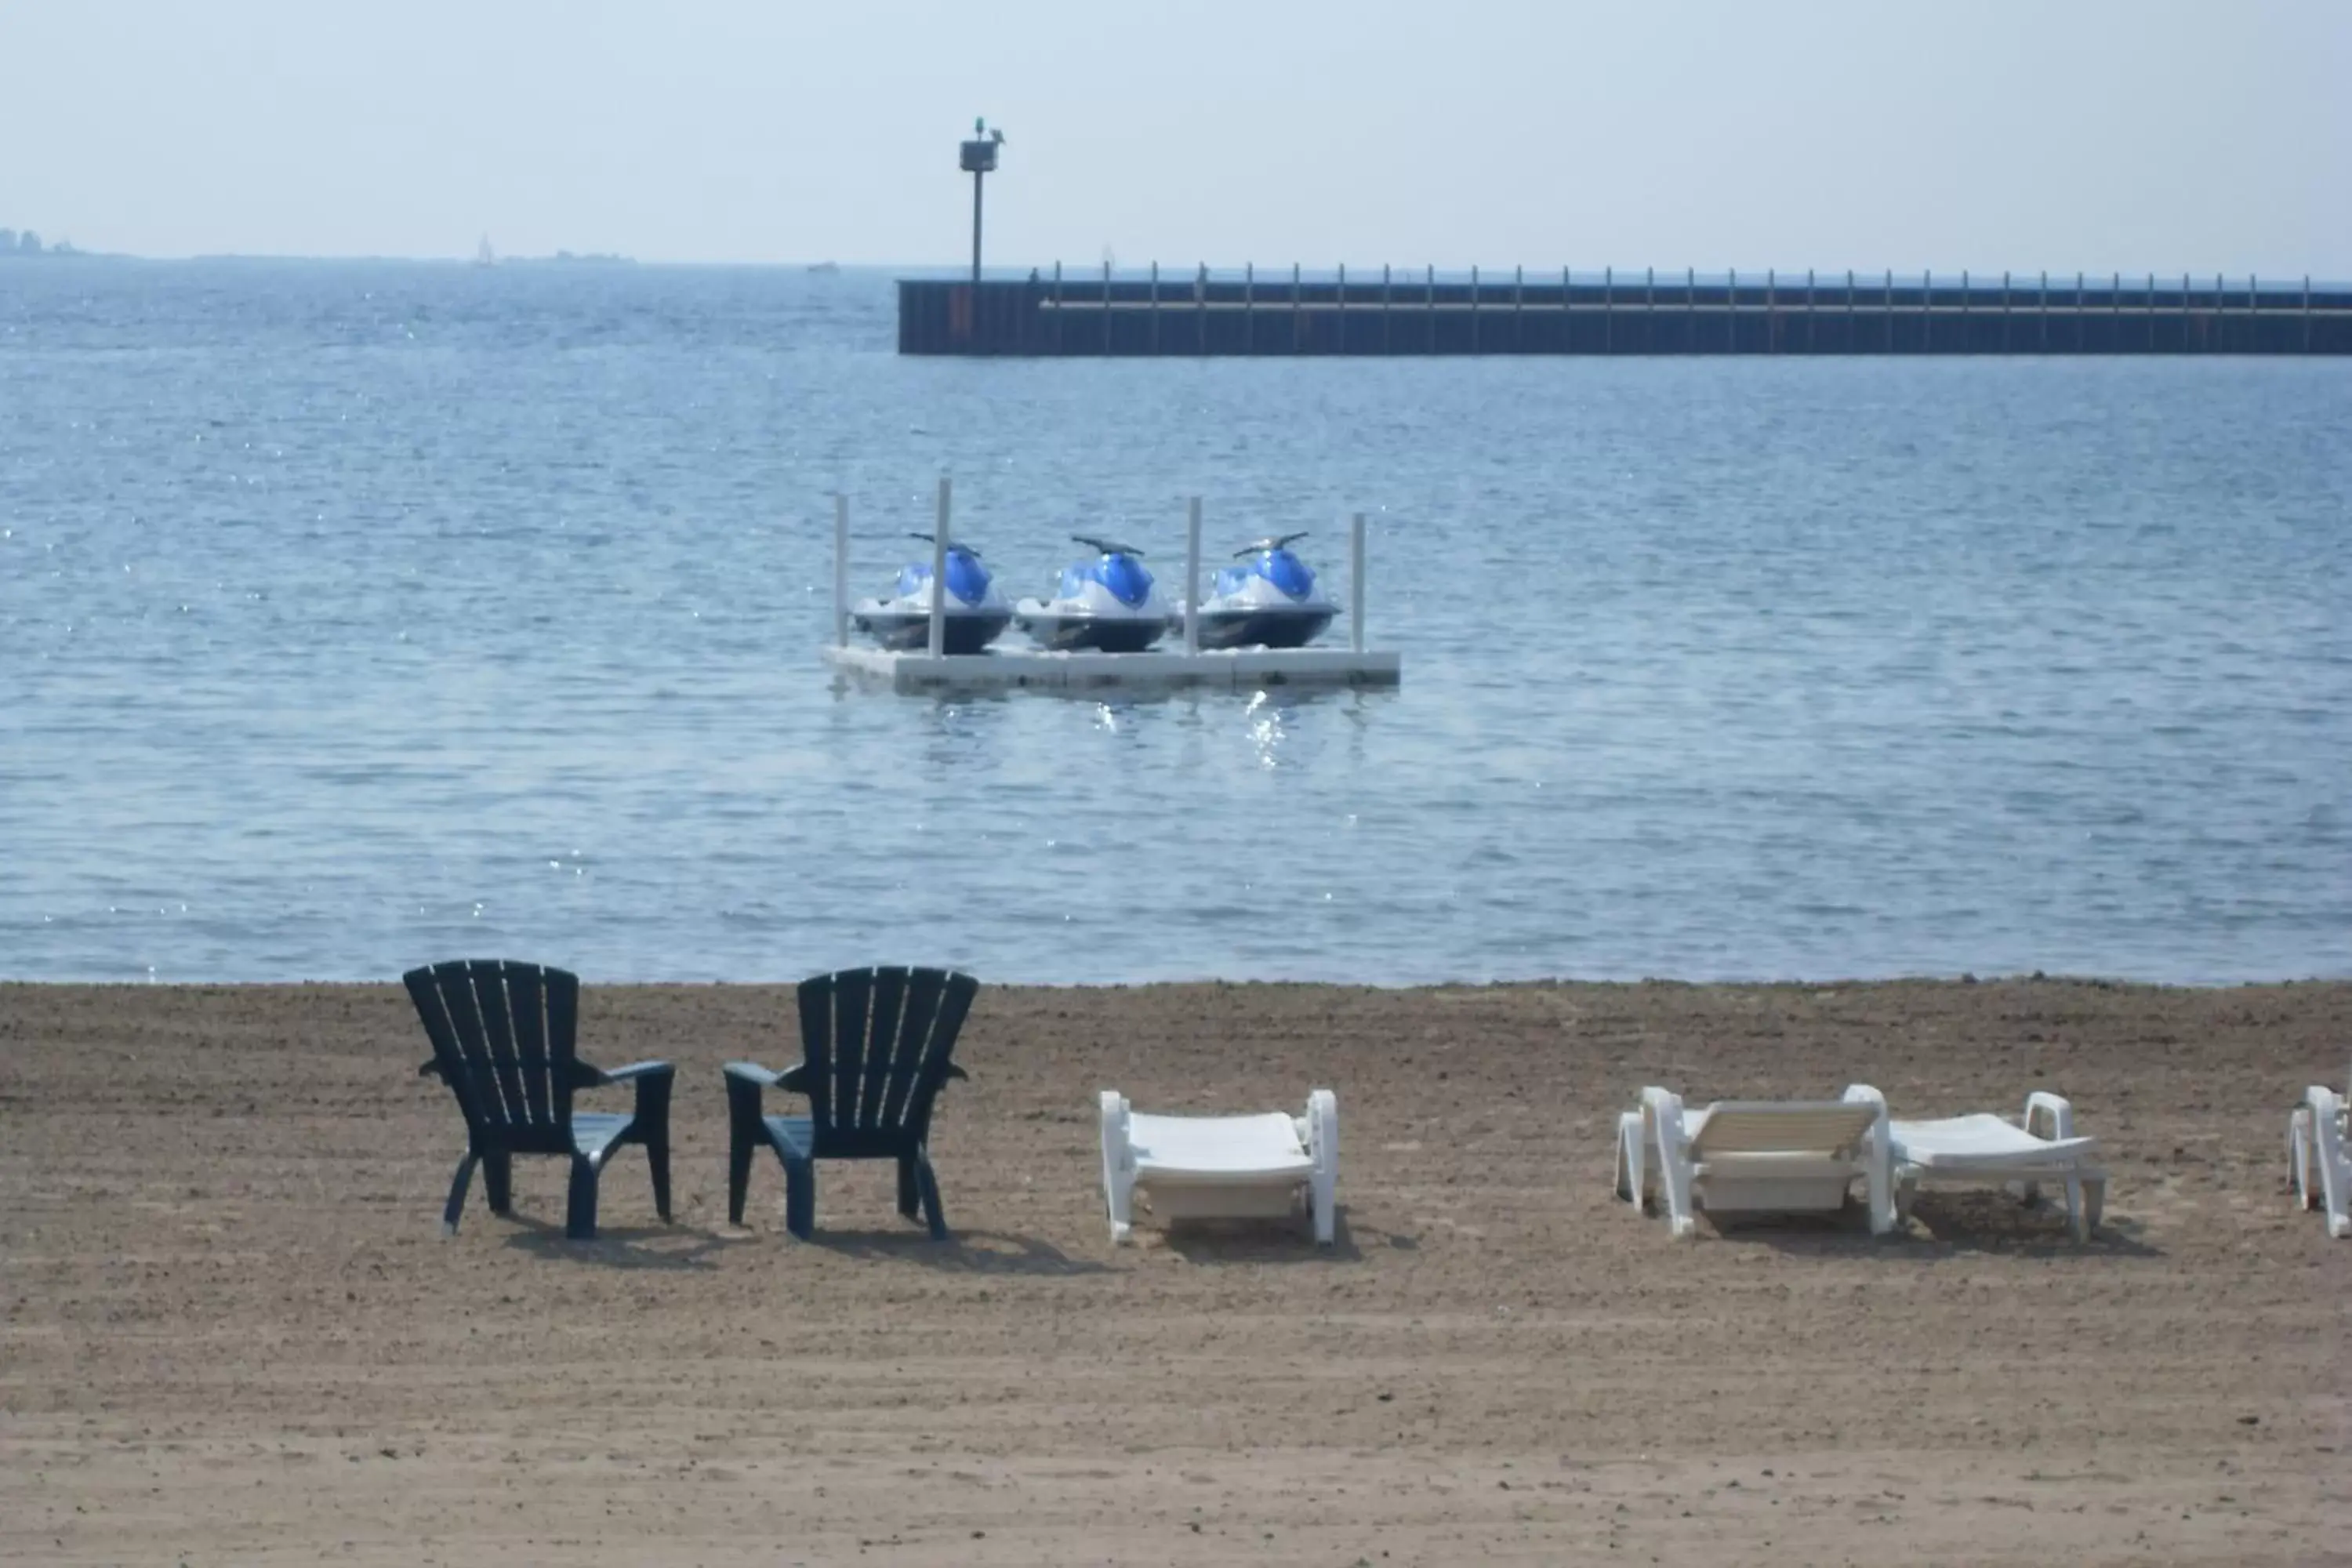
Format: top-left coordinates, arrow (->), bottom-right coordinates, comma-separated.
1070,534 -> 1144,557
1233,531 -> 1310,557
906,532 -> 982,555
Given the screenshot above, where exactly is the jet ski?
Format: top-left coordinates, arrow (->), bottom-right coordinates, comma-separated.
850,533 -> 1012,654
1174,532 -> 1338,650
1014,535 -> 1169,653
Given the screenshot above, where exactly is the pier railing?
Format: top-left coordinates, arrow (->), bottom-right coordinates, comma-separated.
899,266 -> 2352,356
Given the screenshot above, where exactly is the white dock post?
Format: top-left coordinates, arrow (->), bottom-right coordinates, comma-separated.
1183,496 -> 1202,655
1349,512 -> 1367,654
927,477 -> 950,659
833,493 -> 850,648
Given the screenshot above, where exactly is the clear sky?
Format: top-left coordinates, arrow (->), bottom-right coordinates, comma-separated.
4,0 -> 2347,274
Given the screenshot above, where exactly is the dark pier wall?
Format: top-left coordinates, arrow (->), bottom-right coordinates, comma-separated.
900,271 -> 2352,356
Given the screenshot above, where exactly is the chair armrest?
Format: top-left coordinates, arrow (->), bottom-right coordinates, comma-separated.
944,1063 -> 969,1083
724,1061 -> 789,1157
597,1060 -> 675,1083
2024,1091 -> 2077,1142
417,1058 -> 444,1080
1638,1085 -> 1686,1141
1304,1087 -> 1338,1175
1100,1090 -> 1133,1174
580,1059 -> 676,1133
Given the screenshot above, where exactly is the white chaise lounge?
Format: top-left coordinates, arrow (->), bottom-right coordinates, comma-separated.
1613,1087 -> 1895,1239
1100,1089 -> 1338,1247
1846,1084 -> 2107,1241
2288,1069 -> 2349,1240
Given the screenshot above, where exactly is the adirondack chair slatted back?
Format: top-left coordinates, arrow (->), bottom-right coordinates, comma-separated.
797,966 -> 976,1157
406,960 -> 581,1156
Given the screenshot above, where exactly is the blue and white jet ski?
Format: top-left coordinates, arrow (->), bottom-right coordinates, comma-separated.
1014,535 -> 1170,653
1174,532 -> 1338,650
851,533 -> 1013,655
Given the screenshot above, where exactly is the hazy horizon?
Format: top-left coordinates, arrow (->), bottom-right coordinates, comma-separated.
4,0 -> 2347,275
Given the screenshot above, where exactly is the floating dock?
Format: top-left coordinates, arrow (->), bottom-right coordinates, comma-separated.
822,486 -> 1401,694
822,644 -> 1400,694
901,267 -> 2352,356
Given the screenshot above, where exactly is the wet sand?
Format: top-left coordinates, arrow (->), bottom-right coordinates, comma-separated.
2,978 -> 2347,1565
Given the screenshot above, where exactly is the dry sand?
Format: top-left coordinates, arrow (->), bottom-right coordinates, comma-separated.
2,978 -> 2347,1566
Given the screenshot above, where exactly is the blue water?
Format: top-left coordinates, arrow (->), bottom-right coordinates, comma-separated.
3,260 -> 2347,984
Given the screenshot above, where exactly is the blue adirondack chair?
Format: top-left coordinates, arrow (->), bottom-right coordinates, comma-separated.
405,959 -> 675,1241
724,966 -> 979,1240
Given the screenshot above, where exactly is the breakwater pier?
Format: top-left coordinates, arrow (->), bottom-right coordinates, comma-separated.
899,267 -> 2351,357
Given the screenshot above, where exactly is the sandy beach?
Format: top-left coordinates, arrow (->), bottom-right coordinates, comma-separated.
2,977 -> 2346,1565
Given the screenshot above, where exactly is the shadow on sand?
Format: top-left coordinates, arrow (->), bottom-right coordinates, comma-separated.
499,1216 -> 729,1271
1152,1207 -> 1389,1265
802,1227 -> 1115,1276
1692,1193 -> 2165,1261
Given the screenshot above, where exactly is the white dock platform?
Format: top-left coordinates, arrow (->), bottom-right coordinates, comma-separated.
822,644 -> 1401,693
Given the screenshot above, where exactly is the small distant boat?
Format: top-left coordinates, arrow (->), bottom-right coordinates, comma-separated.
1171,532 -> 1338,650
1014,536 -> 1169,652
475,236 -> 495,268
851,534 -> 1012,654
806,260 -> 840,275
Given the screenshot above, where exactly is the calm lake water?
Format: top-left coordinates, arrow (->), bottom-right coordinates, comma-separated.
2,260 -> 2346,984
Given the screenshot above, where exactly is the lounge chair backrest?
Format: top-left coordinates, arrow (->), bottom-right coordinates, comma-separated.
1690,1101 -> 1878,1157
796,966 -> 978,1158
405,959 -> 582,1156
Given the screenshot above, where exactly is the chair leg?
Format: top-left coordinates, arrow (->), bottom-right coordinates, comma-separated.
647,1138 -> 673,1224
2290,1109 -> 2315,1210
566,1155 -> 601,1241
897,1156 -> 922,1222
1613,1115 -> 1639,1206
915,1153 -> 949,1241
782,1152 -> 815,1241
728,1127 -> 757,1226
481,1152 -> 514,1216
441,1152 -> 480,1237
1106,1163 -> 1134,1246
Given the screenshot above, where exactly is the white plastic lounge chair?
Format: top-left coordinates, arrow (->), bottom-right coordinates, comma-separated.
1099,1089 -> 1338,1247
1613,1087 -> 1895,1239
1845,1084 -> 2107,1241
2288,1069 -> 2349,1240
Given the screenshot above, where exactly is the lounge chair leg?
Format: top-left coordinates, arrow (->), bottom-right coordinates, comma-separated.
2080,1177 -> 2105,1239
1613,1114 -> 1642,1207
647,1138 -> 673,1224
782,1152 -> 815,1241
1649,1109 -> 1697,1240
2310,1095 -> 2351,1239
1106,1168 -> 1134,1245
897,1156 -> 921,1222
481,1152 -> 513,1215
915,1154 -> 949,1241
2290,1109 -> 2315,1209
1101,1091 -> 1135,1244
566,1155 -> 601,1241
441,1152 -> 480,1237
